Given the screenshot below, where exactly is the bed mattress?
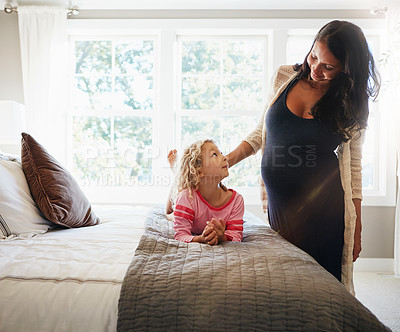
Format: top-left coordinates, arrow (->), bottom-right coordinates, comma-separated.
0,205 -> 148,332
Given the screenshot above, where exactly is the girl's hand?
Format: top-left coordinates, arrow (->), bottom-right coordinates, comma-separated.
192,226 -> 218,245
202,225 -> 218,245
208,218 -> 227,243
206,234 -> 218,246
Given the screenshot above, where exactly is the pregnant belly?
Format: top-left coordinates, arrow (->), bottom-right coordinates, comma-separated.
261,149 -> 340,201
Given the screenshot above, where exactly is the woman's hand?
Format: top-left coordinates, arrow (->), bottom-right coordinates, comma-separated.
353,214 -> 362,262
353,229 -> 362,262
208,218 -> 227,243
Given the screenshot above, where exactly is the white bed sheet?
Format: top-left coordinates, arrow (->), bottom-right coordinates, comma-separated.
0,205 -> 149,332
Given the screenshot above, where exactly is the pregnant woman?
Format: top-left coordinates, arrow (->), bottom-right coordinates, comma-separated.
226,20 -> 380,294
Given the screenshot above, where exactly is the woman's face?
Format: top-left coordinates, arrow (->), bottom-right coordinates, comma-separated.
307,40 -> 344,84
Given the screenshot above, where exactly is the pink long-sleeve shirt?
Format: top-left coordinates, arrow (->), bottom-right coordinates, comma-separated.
173,188 -> 244,243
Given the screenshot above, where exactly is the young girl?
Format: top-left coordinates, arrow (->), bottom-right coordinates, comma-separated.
170,139 -> 244,245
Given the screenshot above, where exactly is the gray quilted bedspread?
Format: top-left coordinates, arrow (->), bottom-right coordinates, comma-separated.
117,206 -> 390,332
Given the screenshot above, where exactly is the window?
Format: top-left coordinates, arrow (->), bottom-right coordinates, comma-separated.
67,18 -> 395,206
177,37 -> 266,187
70,38 -> 155,187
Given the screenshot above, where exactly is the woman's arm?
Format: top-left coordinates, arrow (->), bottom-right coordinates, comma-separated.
349,130 -> 365,262
352,198 -> 362,261
226,141 -> 255,168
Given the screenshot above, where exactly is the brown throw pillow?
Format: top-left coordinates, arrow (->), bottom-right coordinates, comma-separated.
21,132 -> 100,228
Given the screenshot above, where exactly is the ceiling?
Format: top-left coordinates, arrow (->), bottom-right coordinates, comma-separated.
0,0 -> 397,10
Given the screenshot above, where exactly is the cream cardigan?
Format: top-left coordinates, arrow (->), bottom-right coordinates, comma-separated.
244,65 -> 364,294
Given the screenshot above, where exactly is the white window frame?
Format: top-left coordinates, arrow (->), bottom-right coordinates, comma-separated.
66,18 -> 396,207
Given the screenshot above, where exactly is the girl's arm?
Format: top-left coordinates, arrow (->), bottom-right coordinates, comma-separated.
173,207 -> 195,243
173,191 -> 196,243
209,194 -> 244,242
225,220 -> 244,242
224,195 -> 244,242
173,190 -> 218,244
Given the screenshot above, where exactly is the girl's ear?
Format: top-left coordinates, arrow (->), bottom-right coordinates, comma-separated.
198,169 -> 204,178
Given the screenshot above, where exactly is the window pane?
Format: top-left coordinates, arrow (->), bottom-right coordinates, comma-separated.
115,76 -> 153,110
181,38 -> 264,112
362,155 -> 374,190
72,116 -> 153,186
73,116 -> 111,150
182,40 -> 220,74
73,39 -> 154,111
114,116 -> 153,185
223,40 -> 264,74
181,76 -> 220,110
75,41 -> 112,75
181,116 -> 221,149
115,40 -> 154,75
361,36 -> 380,192
223,76 -> 263,111
286,36 -> 313,65
73,76 -> 112,110
72,116 -> 112,184
362,117 -> 376,190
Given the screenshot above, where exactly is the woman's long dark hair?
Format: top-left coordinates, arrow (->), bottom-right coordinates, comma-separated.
294,20 -> 380,141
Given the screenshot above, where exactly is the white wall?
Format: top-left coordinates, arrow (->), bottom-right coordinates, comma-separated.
0,10 -> 395,259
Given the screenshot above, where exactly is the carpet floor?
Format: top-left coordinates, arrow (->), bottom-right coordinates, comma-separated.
354,272 -> 400,332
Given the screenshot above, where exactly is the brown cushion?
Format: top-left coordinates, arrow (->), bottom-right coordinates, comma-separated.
21,132 -> 100,228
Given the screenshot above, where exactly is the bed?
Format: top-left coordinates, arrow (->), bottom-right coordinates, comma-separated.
0,203 -> 392,332
0,134 -> 392,332
0,205 -> 146,332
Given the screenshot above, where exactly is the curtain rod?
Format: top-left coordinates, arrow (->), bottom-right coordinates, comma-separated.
370,7 -> 388,15
4,4 -> 387,17
4,3 -> 79,16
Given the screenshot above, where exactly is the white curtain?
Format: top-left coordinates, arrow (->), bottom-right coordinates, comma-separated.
387,7 -> 400,276
18,6 -> 67,162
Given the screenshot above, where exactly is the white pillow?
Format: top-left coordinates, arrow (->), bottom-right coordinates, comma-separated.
0,151 -> 21,163
0,160 -> 53,239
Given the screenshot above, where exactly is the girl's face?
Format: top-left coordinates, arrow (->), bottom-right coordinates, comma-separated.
199,142 -> 229,183
307,40 -> 344,85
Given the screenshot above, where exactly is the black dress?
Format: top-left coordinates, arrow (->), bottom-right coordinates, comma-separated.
261,78 -> 345,281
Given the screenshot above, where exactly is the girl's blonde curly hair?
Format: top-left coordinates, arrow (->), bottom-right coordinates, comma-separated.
171,139 -> 227,201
